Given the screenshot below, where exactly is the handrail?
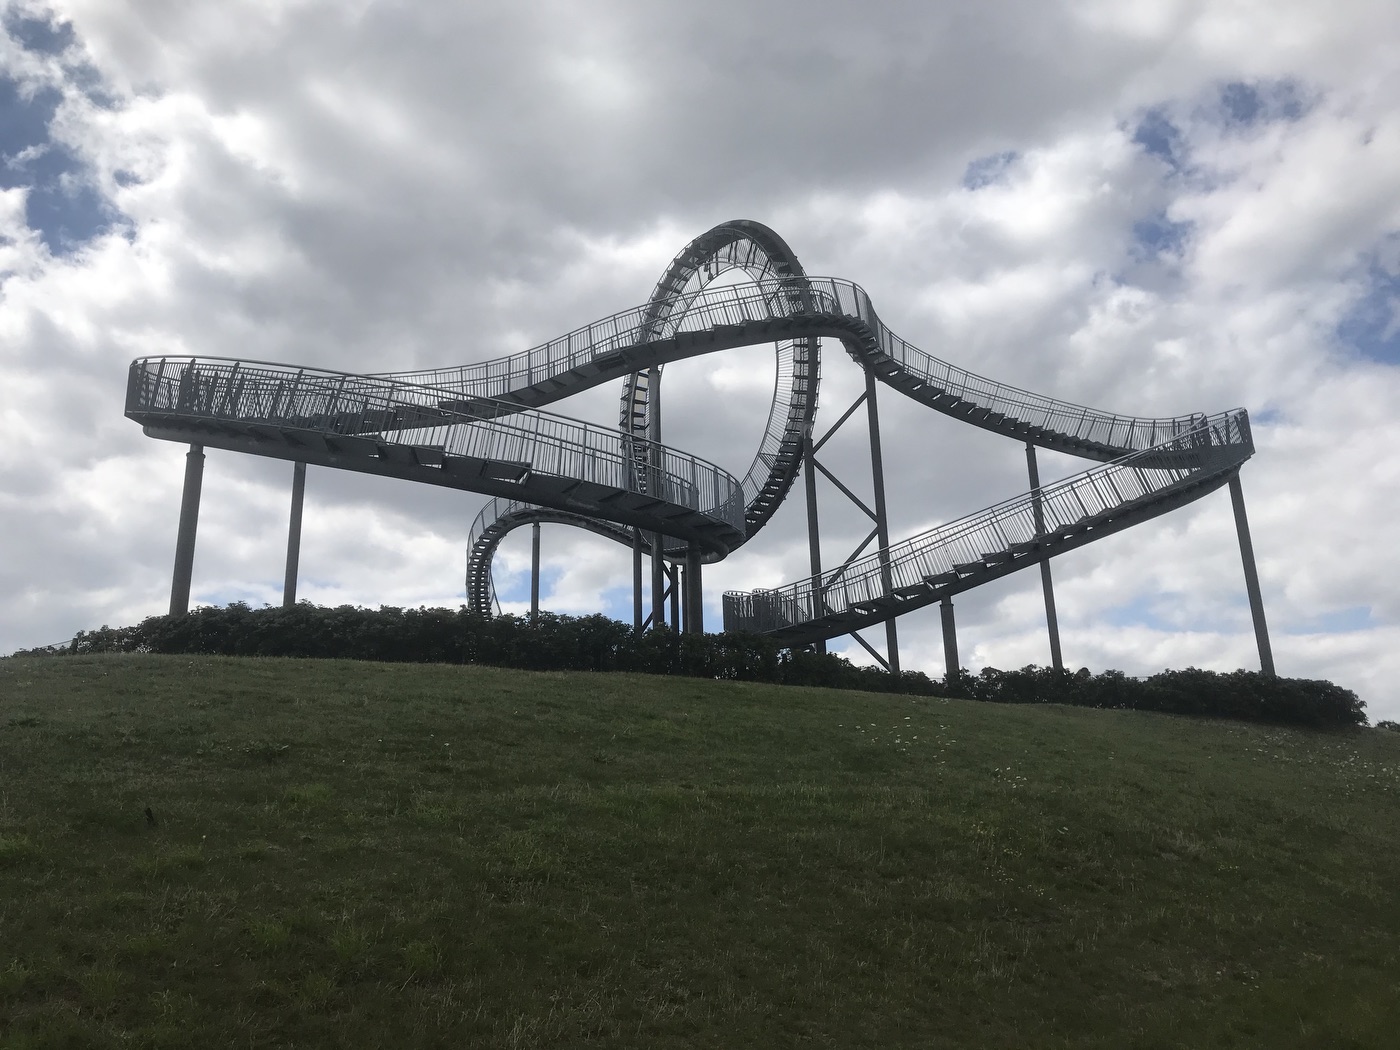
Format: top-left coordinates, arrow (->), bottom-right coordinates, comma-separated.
127,356 -> 746,536
377,275 -> 1208,456
722,412 -> 1251,636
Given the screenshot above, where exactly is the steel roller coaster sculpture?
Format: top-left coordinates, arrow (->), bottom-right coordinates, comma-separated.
126,220 -> 1275,678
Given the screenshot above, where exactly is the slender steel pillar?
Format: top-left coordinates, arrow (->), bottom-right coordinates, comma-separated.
632,530 -> 644,630
282,461 -> 306,608
864,371 -> 900,678
940,598 -> 959,682
647,366 -> 666,629
683,545 -> 703,634
693,553 -> 703,634
169,444 -> 205,616
802,431 -> 826,654
1025,444 -> 1063,671
530,521 -> 541,623
1228,474 -> 1275,676
651,536 -> 667,629
669,563 -> 680,632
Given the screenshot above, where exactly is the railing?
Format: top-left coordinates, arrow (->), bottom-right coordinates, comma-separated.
723,411 -> 1251,635
465,496 -> 638,616
127,357 -> 746,535
377,276 -> 1212,455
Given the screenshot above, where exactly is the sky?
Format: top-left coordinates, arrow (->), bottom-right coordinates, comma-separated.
1,0 -> 1398,719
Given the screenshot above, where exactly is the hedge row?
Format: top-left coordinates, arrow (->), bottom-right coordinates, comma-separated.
12,602 -> 1366,728
946,664 -> 1366,729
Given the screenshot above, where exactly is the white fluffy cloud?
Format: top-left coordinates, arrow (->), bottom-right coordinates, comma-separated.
2,0 -> 1398,719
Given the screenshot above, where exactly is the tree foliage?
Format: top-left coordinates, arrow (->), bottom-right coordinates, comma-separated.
10,602 -> 1366,729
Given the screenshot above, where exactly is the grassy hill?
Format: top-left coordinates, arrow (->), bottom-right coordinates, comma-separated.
1,654 -> 1398,1048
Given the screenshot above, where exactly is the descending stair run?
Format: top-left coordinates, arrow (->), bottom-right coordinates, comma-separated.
722,412 -> 1251,644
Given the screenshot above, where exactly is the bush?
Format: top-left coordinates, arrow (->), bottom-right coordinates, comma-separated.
956,663 -> 1366,729
12,603 -> 1366,729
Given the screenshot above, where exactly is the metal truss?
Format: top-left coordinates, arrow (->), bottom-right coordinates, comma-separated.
127,219 -> 1273,674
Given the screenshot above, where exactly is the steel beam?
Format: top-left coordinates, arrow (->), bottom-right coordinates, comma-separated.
669,562 -> 680,632
1025,444 -> 1063,671
1228,473 -> 1276,676
651,533 -> 667,629
941,598 -> 959,682
865,370 -> 900,679
684,545 -> 703,634
632,529 -> 643,631
530,520 -> 541,623
647,365 -> 667,630
282,461 -> 306,608
802,430 -> 826,654
169,444 -> 205,616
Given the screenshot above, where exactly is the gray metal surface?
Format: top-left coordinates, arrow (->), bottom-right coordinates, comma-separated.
129,219 -> 1264,664
126,356 -> 747,556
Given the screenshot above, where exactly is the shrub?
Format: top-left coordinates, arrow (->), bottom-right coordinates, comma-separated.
12,603 -> 1366,729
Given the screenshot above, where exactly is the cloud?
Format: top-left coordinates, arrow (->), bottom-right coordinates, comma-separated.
2,0 -> 1399,721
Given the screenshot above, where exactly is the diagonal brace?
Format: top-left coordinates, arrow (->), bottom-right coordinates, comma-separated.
812,390 -> 868,454
811,457 -> 878,522
848,629 -> 891,671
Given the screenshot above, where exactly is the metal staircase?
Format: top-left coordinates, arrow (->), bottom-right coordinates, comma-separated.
125,357 -> 747,557
723,412 -> 1251,644
127,219 -> 1258,652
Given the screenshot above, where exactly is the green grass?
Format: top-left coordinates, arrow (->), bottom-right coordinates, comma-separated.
1,654 -> 1398,1048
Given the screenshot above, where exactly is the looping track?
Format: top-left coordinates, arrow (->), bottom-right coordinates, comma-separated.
125,220 -> 1254,643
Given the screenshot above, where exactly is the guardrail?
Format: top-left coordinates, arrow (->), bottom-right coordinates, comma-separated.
378,275 -> 1213,455
127,356 -> 746,536
722,411 -> 1251,635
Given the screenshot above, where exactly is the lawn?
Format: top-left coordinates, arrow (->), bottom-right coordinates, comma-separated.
1,654 -> 1398,1048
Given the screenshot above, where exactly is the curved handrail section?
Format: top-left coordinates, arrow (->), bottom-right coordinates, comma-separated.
125,356 -> 747,554
376,276 -> 1208,461
619,220 -> 820,537
465,495 -> 637,617
722,411 -> 1252,644
125,218 -> 1258,648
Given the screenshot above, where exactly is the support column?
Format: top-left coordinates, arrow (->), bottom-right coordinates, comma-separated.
941,598 -> 959,683
282,461 -> 306,608
530,521 -> 541,623
864,371 -> 900,678
1025,444 -> 1063,671
802,430 -> 826,655
169,444 -> 205,616
1228,474 -> 1275,676
684,545 -> 703,634
632,530 -> 644,630
647,365 -> 666,630
651,535 -> 666,630
669,563 -> 680,632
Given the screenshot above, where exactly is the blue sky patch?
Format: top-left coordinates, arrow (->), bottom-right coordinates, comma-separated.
0,76 -> 118,253
1284,606 -> 1375,635
1131,210 -> 1191,259
1103,592 -> 1245,635
962,150 -> 1018,190
0,15 -> 124,255
1337,249 -> 1400,364
1216,79 -> 1308,129
3,10 -> 75,56
1132,109 -> 1185,172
